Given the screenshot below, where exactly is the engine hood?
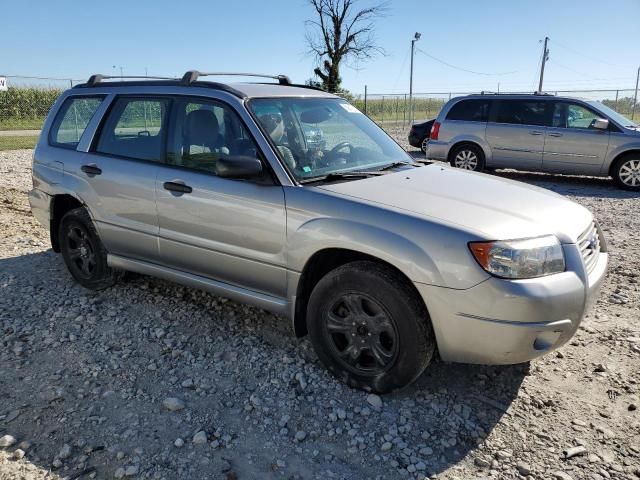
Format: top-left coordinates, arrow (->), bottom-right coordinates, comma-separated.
316,164 -> 593,243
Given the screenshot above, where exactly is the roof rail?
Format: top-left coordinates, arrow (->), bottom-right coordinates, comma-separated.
181,71 -> 291,86
86,74 -> 176,87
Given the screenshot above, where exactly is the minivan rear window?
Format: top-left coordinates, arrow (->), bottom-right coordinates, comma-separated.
446,99 -> 489,122
49,96 -> 104,149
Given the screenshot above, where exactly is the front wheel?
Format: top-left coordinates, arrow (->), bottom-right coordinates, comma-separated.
306,261 -> 435,393
611,155 -> 640,190
449,144 -> 485,172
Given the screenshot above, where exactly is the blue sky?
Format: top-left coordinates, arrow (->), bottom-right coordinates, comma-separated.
3,0 -> 639,94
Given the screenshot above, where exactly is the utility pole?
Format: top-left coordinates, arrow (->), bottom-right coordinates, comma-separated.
633,65 -> 639,120
409,32 -> 421,125
538,36 -> 549,93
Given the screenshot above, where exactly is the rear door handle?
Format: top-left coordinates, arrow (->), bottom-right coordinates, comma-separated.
81,164 -> 102,176
163,181 -> 193,194
548,132 -> 563,137
529,130 -> 544,136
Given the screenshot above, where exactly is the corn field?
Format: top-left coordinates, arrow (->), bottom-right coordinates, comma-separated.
0,87 -> 63,130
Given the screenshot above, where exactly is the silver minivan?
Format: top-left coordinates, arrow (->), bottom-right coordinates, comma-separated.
427,93 -> 640,190
29,73 -> 607,393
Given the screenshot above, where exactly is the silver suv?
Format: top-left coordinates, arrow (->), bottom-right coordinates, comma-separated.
29,72 -> 608,393
427,93 -> 640,189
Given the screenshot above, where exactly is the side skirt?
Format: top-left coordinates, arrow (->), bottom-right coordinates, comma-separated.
107,254 -> 290,317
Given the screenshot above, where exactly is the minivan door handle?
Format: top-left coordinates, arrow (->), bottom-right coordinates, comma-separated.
529,130 -> 544,136
163,181 -> 193,195
81,164 -> 102,176
547,132 -> 563,137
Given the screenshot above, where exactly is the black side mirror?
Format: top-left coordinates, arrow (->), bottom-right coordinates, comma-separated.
215,155 -> 263,179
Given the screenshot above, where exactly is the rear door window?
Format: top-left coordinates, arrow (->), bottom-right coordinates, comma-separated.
95,97 -> 170,162
495,100 -> 549,126
446,99 -> 489,122
49,96 -> 104,149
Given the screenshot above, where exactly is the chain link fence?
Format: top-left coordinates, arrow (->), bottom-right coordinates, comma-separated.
353,89 -> 639,127
0,74 -> 638,134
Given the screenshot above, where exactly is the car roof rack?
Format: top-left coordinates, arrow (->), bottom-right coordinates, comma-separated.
85,74 -> 177,87
181,70 -> 291,86
477,91 -> 555,96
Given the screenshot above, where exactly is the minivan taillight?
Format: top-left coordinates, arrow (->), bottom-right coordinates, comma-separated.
430,121 -> 440,140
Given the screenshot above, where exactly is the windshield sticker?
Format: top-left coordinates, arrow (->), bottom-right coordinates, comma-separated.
303,166 -> 312,173
339,103 -> 362,114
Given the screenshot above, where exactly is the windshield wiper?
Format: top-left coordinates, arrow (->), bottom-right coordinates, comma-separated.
377,161 -> 419,171
299,170 -> 385,184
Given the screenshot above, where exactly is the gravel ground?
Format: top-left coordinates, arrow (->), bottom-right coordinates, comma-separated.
1,139 -> 639,480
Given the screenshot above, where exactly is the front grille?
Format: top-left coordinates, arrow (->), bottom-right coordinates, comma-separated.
577,222 -> 601,274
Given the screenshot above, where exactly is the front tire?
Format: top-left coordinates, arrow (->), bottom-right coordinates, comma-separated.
59,207 -> 120,290
449,144 -> 485,172
306,261 -> 435,393
611,154 -> 640,190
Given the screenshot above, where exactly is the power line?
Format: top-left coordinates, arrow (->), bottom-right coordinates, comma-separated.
390,46 -> 410,93
550,39 -> 629,68
415,48 -> 517,76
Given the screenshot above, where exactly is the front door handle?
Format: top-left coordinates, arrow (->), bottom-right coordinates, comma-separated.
81,164 -> 102,176
163,181 -> 193,194
529,130 -> 544,136
548,132 -> 564,137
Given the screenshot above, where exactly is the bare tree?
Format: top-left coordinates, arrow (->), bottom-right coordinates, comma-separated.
305,0 -> 388,93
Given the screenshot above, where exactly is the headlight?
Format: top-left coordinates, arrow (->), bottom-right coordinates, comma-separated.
469,235 -> 565,279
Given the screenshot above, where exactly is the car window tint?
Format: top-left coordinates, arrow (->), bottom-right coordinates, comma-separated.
446,99 -> 489,122
96,97 -> 170,162
495,100 -> 548,126
168,99 -> 259,175
50,97 -> 103,148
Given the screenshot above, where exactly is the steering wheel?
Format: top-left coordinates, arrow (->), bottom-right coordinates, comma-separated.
329,142 -> 353,157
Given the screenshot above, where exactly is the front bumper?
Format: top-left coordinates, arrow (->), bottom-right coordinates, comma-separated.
417,245 -> 608,365
28,188 -> 52,230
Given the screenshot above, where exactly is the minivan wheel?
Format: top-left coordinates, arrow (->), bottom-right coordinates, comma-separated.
420,137 -> 429,154
449,144 -> 484,172
59,207 -> 121,290
306,261 -> 435,394
612,154 -> 640,190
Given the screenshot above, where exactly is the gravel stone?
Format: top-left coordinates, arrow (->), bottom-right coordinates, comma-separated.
0,435 -> 16,448
162,397 -> 185,411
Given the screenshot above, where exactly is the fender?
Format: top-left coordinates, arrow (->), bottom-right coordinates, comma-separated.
448,133 -> 493,164
287,217 -> 445,287
602,142 -> 640,175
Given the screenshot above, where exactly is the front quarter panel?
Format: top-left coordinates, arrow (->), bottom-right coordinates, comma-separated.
602,132 -> 640,174
284,186 -> 490,289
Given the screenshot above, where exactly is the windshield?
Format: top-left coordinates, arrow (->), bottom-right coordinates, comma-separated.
249,97 -> 412,181
588,101 -> 638,128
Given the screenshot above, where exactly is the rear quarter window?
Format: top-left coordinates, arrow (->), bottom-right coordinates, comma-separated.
49,96 -> 104,149
446,99 -> 489,122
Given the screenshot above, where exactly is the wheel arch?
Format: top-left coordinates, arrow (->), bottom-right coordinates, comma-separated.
49,193 -> 86,252
608,149 -> 640,176
447,140 -> 487,164
292,248 -> 431,339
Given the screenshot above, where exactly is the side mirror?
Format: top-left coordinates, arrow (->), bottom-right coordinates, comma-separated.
215,155 -> 263,179
593,118 -> 609,130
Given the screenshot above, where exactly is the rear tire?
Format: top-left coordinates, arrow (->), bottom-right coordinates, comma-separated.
420,137 -> 429,154
449,144 -> 485,172
611,154 -> 640,190
306,261 -> 435,393
59,207 -> 121,290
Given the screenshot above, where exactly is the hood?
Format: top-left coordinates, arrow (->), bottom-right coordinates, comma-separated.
317,164 -> 593,243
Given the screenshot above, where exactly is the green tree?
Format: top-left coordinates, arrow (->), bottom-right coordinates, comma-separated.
305,0 -> 387,93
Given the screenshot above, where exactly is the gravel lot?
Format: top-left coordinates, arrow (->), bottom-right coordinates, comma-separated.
1,139 -> 639,479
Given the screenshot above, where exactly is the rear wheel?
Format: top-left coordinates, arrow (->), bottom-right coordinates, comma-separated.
59,207 -> 121,290
611,154 -> 640,190
306,261 -> 435,393
449,144 -> 485,172
420,137 -> 429,154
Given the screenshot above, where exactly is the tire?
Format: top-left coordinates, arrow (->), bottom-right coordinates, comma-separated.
306,261 -> 435,393
611,154 -> 640,190
58,207 -> 121,290
449,144 -> 485,172
420,137 -> 429,154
